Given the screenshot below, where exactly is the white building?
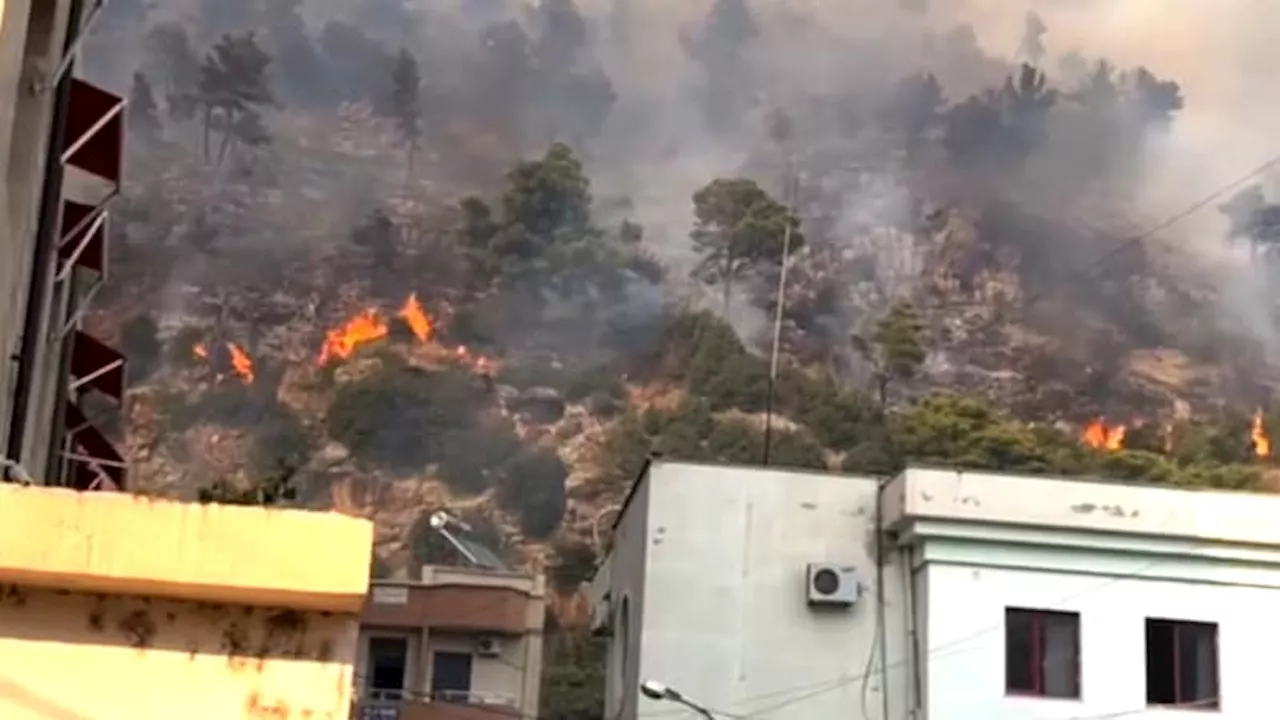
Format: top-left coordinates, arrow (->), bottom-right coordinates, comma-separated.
590,461 -> 1280,720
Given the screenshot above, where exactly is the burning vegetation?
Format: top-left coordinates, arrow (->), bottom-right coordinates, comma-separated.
315,293 -> 499,374
1082,419 -> 1126,452
82,1 -> 1280,712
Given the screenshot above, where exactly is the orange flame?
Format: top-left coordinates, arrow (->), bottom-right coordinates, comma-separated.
227,342 -> 254,384
398,292 -> 433,342
455,345 -> 499,375
318,309 -> 389,365
1082,419 -> 1125,451
193,343 -> 209,360
1252,409 -> 1271,458
317,295 -> 500,376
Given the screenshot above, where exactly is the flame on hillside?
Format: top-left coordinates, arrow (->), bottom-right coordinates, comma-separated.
1082,419 -> 1125,451
398,293 -> 433,342
227,343 -> 254,384
1252,409 -> 1270,458
317,309 -> 389,366
316,294 -> 499,374
455,345 -> 499,375
191,341 -> 254,384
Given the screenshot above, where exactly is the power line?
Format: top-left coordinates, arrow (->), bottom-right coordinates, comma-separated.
356,545 -> 1203,720
630,551 -> 1184,718
1015,152 -> 1280,310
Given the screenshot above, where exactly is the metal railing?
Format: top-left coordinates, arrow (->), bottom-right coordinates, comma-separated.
354,687 -> 518,718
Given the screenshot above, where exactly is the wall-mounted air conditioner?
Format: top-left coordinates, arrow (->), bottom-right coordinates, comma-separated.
475,636 -> 502,657
805,562 -> 860,608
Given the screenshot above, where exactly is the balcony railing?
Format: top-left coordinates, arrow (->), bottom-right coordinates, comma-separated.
353,689 -> 519,720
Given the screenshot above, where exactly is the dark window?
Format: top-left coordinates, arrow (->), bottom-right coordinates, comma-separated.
1146,619 -> 1219,710
432,651 -> 474,703
1005,608 -> 1081,699
367,636 -> 409,697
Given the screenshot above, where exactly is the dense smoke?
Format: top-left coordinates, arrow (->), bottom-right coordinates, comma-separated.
83,0 -> 1280,401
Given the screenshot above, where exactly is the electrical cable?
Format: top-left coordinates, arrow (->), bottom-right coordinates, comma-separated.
622,549 -> 1188,719
354,155 -> 1280,716
353,548 -> 1204,720
1016,152 -> 1280,310
646,155 -> 1280,720
926,151 -> 1280,315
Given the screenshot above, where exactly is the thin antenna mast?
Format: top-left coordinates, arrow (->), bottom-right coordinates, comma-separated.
761,171 -> 799,465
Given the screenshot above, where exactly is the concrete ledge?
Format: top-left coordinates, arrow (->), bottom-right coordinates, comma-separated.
0,484 -> 374,612
883,466 -> 1280,549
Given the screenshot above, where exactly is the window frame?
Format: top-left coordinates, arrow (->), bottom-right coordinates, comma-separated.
364,632 -> 414,701
1144,617 -> 1221,711
1004,606 -> 1082,700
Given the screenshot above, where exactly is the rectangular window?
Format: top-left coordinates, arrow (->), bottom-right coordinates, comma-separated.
1146,619 -> 1219,710
431,651 -> 474,703
366,636 -> 409,699
1005,607 -> 1081,699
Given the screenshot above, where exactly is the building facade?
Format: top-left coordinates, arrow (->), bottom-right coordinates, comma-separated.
354,567 -> 547,720
1,0 -> 128,488
592,461 -> 1280,720
0,481 -> 375,719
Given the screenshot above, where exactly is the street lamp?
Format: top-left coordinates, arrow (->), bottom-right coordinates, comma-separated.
640,680 -> 716,719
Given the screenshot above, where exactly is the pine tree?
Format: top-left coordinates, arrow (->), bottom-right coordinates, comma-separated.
385,48 -> 423,178
853,301 -> 926,408
689,178 -> 803,314
144,22 -> 200,120
127,72 -> 162,138
196,32 -> 275,164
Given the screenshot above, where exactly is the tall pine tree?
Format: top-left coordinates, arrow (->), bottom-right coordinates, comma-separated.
127,72 -> 162,138
384,48 -> 423,178
196,32 -> 275,164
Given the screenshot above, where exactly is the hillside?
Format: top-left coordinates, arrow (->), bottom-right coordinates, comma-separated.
79,1 -> 1280,716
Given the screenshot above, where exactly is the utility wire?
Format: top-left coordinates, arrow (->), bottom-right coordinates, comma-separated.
359,159 -> 1280,720
1012,152 -> 1280,311
625,550 -> 1185,719
358,547 -> 1201,720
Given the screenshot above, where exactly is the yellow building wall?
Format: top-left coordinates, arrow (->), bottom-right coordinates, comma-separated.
0,585 -> 359,720
0,485 -> 374,612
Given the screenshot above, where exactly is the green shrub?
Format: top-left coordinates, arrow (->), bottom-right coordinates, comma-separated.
549,540 -> 599,591
563,364 -> 625,402
370,552 -> 393,579
247,409 -> 314,481
167,325 -> 205,368
647,399 -> 715,458
780,372 -> 882,448
676,312 -> 771,410
1176,462 -> 1260,490
497,357 -> 569,391
704,420 -> 826,470
540,631 -> 607,720
764,429 -> 828,469
1096,450 -> 1178,484
595,411 -> 652,488
436,420 -> 524,496
840,438 -> 898,475
326,366 -> 487,471
499,448 -> 569,538
705,420 -> 759,463
120,314 -> 162,383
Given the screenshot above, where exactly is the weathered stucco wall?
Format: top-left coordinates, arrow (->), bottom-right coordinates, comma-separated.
0,585 -> 359,720
631,462 -> 903,720
0,484 -> 374,612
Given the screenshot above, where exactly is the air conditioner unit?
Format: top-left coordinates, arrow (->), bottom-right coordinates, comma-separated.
475,636 -> 502,657
805,562 -> 860,607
